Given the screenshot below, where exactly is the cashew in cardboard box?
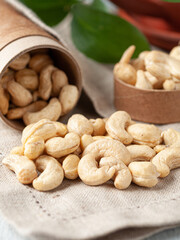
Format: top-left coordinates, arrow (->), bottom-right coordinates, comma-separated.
105,111 -> 133,145
135,70 -> 153,90
62,154 -> 80,180
29,54 -> 53,73
33,155 -> 64,191
51,69 -> 68,97
0,84 -> 9,115
9,53 -> 30,70
15,68 -> 38,91
2,154 -> 37,184
151,147 -> 180,178
129,162 -> 159,187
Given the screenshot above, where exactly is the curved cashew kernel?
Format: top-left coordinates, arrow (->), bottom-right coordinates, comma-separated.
67,114 -> 93,137
129,162 -> 159,187
7,101 -> 47,120
2,154 -> 37,184
51,69 -> 68,97
39,65 -> 56,100
24,136 -> 45,160
22,119 -> 67,145
163,80 -> 175,91
0,84 -> 9,115
80,134 -> 94,151
120,45 -> 135,64
10,146 -> 24,155
90,118 -> 106,136
113,63 -> 136,85
127,123 -> 162,147
15,68 -> 38,91
130,58 -> 145,71
138,51 -> 150,59
127,145 -> 156,162
9,53 -> 30,70
169,46 -> 180,61
45,132 -> 80,158
7,80 -> 33,107
59,85 -> 79,116
78,153 -> 116,185
154,145 -> 167,154
162,128 -> 180,147
83,139 -> 131,166
151,147 -> 180,178
33,155 -> 64,191
144,71 -> 160,89
1,69 -> 14,89
135,70 -> 153,90
99,157 -> 132,189
62,154 -> 80,180
92,136 -> 112,141
29,54 -> 53,73
105,111 -> 133,145
23,98 -> 61,125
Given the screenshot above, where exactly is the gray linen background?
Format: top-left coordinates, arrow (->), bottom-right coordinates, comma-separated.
0,1 -> 180,239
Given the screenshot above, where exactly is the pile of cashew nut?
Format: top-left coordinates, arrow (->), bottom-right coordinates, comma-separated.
114,45 -> 180,90
0,49 -> 79,125
3,111 -> 180,192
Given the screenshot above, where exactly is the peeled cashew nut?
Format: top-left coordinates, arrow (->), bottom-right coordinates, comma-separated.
151,147 -> 180,178
127,145 -> 156,163
0,84 -> 9,115
127,123 -> 162,147
163,80 -> 175,91
130,58 -> 145,71
83,139 -> 131,166
80,134 -> 94,151
144,71 -> 160,89
62,154 -> 80,180
90,118 -> 106,136
2,154 -> 37,184
128,162 -> 159,187
45,132 -> 80,158
9,53 -> 30,70
24,136 -> 45,160
1,69 -> 14,89
153,145 -> 167,154
67,114 -> 93,137
33,155 -> 64,191
120,45 -> 135,64
105,111 -> 133,145
23,98 -> 61,125
29,54 -> 53,73
162,128 -> 180,147
78,153 -> 116,186
135,70 -> 153,90
15,68 -> 38,91
10,146 -> 24,155
169,46 -> 180,61
99,157 -> 132,189
51,69 -> 68,97
113,63 -> 136,85
39,65 -> 56,100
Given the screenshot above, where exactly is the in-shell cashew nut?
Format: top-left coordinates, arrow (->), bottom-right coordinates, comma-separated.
99,157 -> 132,189
62,154 -> 80,180
29,54 -> 53,73
105,111 -> 133,145
51,69 -> 68,97
67,114 -> 93,137
33,155 -> 64,191
15,68 -> 38,91
24,136 -> 45,160
90,118 -> 106,136
127,145 -> 156,162
45,132 -> 80,158
23,98 -> 61,125
78,153 -> 116,185
135,70 -> 153,90
83,139 -> 131,166
59,85 -> 79,115
128,162 -> 159,187
0,84 -> 9,115
2,154 -> 37,184
9,53 -> 30,70
151,147 -> 180,177
127,123 -> 162,147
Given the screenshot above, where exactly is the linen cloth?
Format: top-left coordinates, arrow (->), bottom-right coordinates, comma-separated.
0,1 -> 180,239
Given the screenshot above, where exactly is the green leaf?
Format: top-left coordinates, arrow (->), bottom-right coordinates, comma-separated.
91,0 -> 109,13
19,0 -> 80,26
161,0 -> 180,2
71,3 -> 150,63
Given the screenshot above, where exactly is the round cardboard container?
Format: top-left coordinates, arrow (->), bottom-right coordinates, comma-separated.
114,77 -> 180,124
0,1 -> 82,131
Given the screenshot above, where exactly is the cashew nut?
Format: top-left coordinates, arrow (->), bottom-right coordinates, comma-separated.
7,80 -> 33,107
119,45 -> 135,64
45,133 -> 80,158
151,147 -> 180,178
127,123 -> 162,147
113,63 -> 136,85
23,98 -> 61,125
51,69 -> 68,97
29,54 -> 53,73
0,84 -> 9,115
10,146 -> 24,155
2,154 -> 37,184
59,85 -> 79,116
9,53 -> 30,70
162,128 -> 180,147
105,111 -> 133,145
130,58 -> 145,71
169,46 -> 180,61
15,68 -> 38,91
153,144 -> 167,154
1,69 -> 14,89
80,134 -> 94,151
62,154 -> 80,180
163,79 -> 175,91
83,139 -> 131,166
67,114 -> 93,137
7,101 -> 47,120
144,71 -> 160,89
127,145 -> 156,162
135,70 -> 153,90
78,153 -> 116,185
24,136 -> 45,160
33,155 -> 64,191
129,162 -> 159,187
99,157 -> 132,189
89,118 -> 106,136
